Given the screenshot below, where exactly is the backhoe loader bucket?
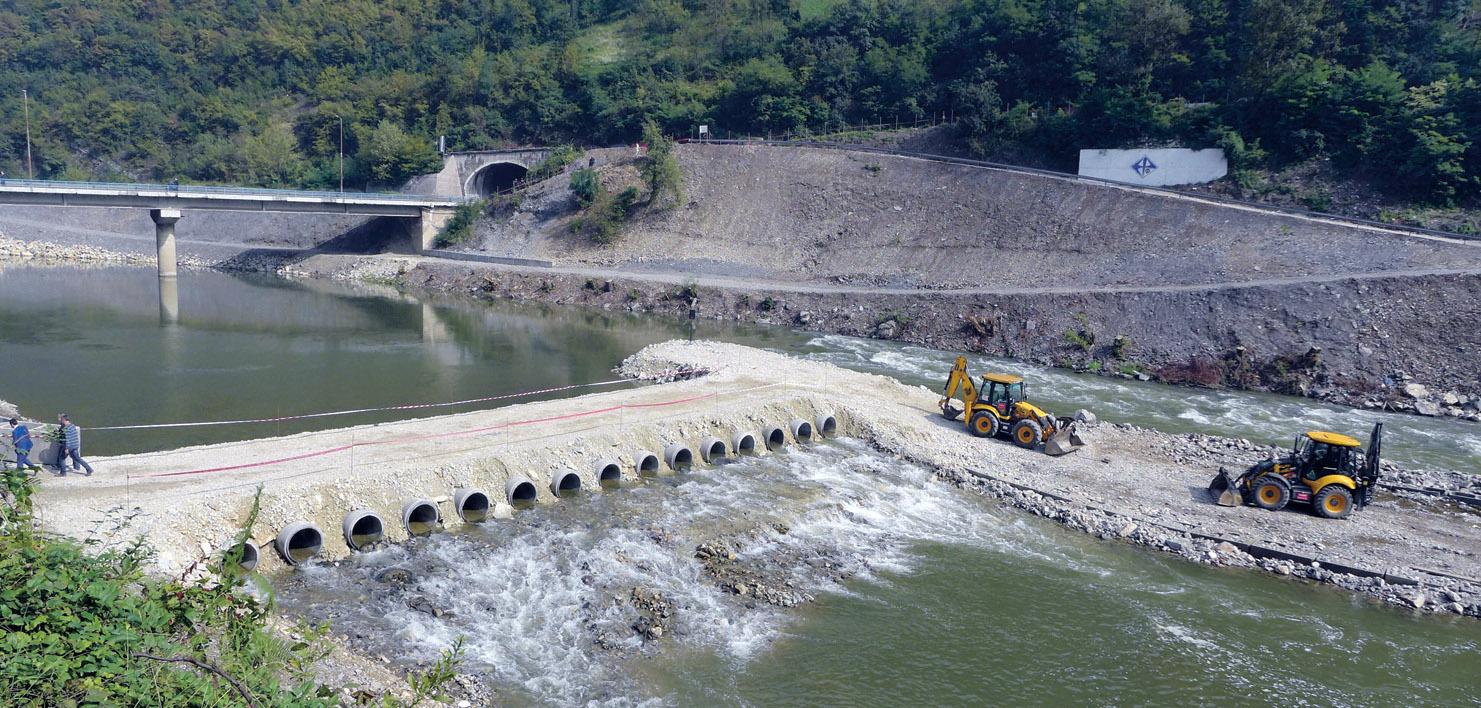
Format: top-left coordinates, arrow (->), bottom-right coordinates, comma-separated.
1208,466 -> 1243,507
1043,421 -> 1085,456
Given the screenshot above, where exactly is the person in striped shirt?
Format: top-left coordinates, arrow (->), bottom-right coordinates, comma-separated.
56,413 -> 94,477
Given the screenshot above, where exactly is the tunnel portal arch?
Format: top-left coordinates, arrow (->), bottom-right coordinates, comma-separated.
468,161 -> 529,197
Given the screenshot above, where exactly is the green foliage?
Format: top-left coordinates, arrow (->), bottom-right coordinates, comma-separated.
759,296 -> 776,312
0,0 -> 1476,204
1064,328 -> 1095,353
1111,335 -> 1133,360
0,474 -> 332,706
435,200 -> 487,247
529,145 -> 581,181
640,121 -> 683,208
359,120 -> 441,185
570,168 -> 600,207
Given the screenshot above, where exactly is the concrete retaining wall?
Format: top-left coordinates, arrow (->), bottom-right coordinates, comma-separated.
1078,148 -> 1228,186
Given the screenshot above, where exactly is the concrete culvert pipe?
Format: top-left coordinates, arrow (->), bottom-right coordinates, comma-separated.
664,443 -> 694,472
596,459 -> 623,486
701,436 -> 728,464
401,500 -> 441,537
222,541 -> 259,573
507,476 -> 539,506
635,451 -> 662,477
764,425 -> 787,451
815,414 -> 838,438
343,509 -> 387,550
454,488 -> 491,523
551,470 -> 583,495
732,431 -> 758,456
276,522 -> 323,566
790,419 -> 814,443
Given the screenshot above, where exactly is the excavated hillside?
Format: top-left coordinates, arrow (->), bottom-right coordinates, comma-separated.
444,144 -> 1481,411
465,144 -> 1481,290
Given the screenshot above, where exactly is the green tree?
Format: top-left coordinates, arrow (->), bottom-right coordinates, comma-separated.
244,123 -> 308,187
640,120 -> 683,207
357,120 -> 441,184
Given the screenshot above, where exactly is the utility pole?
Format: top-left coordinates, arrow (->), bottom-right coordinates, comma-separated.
22,89 -> 34,179
337,115 -> 344,193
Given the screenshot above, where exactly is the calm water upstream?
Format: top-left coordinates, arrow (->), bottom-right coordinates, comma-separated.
3,264 -> 1479,704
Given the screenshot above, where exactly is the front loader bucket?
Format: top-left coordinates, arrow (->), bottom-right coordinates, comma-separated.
1209,467 -> 1243,507
1044,429 -> 1084,456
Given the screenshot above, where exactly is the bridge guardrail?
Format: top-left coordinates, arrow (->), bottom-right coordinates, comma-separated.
0,177 -> 469,204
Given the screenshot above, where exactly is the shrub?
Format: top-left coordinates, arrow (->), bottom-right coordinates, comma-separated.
528,145 -> 581,181
434,199 -> 486,247
569,167 -> 600,207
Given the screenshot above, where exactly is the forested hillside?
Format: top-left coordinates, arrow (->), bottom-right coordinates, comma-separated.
0,0 -> 1478,205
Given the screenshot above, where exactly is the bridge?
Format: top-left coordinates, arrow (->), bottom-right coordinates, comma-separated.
0,178 -> 466,270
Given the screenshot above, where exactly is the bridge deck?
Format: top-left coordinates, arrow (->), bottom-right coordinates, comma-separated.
0,178 -> 465,217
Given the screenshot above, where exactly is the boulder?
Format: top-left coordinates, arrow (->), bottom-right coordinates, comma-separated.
1414,401 -> 1441,417
1075,409 -> 1099,425
1441,391 -> 1461,406
1402,382 -> 1429,399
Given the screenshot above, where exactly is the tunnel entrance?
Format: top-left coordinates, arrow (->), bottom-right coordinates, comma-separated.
472,162 -> 529,197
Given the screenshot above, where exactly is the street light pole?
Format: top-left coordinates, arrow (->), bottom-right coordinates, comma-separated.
337,115 -> 344,193
22,89 -> 34,179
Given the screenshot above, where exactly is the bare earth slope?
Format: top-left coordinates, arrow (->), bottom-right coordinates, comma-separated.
467,145 -> 1481,289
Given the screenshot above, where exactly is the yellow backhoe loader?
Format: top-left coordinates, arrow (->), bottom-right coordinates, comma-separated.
939,356 -> 1085,456
1208,424 -> 1382,519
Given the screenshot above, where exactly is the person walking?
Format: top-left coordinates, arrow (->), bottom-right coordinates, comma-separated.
56,413 -> 93,476
8,418 -> 35,470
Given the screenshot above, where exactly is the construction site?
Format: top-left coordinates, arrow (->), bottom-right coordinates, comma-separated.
5,141 -> 1480,705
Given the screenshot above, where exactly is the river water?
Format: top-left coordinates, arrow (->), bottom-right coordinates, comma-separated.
3,264 -> 1478,704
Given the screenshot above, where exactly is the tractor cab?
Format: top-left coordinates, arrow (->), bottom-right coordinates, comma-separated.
981,373 -> 1024,415
1293,430 -> 1362,481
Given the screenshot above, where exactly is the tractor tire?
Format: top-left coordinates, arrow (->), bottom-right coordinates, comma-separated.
1011,419 -> 1043,449
968,411 -> 999,438
1312,486 -> 1355,519
1251,475 -> 1291,511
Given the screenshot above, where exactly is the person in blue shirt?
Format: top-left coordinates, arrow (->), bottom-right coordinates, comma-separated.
56,413 -> 94,476
8,418 -> 35,470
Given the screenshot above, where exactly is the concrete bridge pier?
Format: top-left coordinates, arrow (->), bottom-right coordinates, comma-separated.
410,206 -> 456,253
150,209 -> 182,324
150,208 -> 181,277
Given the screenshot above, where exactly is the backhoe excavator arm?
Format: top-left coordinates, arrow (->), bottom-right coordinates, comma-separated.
940,356 -> 977,420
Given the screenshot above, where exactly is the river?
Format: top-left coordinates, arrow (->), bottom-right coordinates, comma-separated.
3,264 -> 1478,704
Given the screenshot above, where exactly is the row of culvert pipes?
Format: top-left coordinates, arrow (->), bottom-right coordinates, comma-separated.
224,415 -> 837,572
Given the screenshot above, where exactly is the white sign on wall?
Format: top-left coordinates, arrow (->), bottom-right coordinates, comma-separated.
1077,148 -> 1227,186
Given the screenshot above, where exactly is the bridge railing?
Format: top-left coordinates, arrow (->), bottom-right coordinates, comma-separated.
0,177 -> 467,203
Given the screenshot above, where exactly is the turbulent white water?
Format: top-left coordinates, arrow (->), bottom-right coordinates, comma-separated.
277,440 -> 1036,703
787,334 -> 1481,476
